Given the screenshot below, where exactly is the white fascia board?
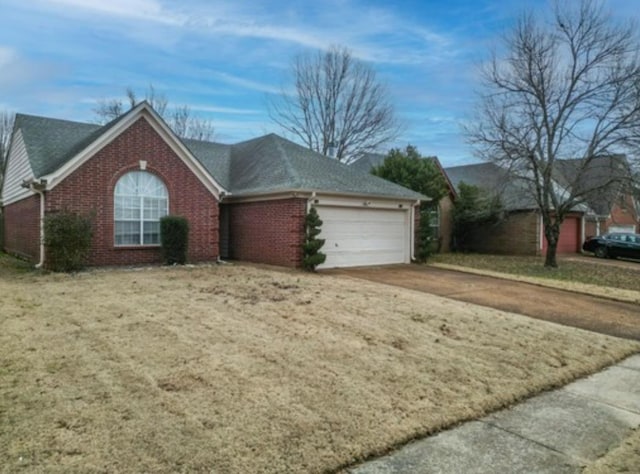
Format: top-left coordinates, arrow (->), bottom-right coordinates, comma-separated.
312,193 -> 417,210
226,188 -> 425,205
39,103 -> 228,199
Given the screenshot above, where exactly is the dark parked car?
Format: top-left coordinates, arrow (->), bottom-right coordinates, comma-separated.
582,233 -> 640,260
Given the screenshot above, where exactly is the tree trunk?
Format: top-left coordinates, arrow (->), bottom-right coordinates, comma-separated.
544,221 -> 560,268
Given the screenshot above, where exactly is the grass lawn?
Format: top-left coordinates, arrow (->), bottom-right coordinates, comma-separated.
1,256 -> 638,473
430,253 -> 640,292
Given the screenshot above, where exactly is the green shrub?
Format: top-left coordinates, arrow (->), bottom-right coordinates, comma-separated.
160,215 -> 189,265
302,207 -> 326,271
415,207 -> 436,263
44,211 -> 93,272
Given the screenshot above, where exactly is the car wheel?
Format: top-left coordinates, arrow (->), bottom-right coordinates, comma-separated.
594,246 -> 608,258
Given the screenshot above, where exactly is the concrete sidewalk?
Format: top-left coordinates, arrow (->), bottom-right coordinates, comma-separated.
350,355 -> 640,474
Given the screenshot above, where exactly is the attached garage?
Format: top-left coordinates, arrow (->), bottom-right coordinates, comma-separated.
315,199 -> 415,269
543,216 -> 582,254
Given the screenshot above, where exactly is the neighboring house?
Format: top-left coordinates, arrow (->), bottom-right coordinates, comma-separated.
444,157 -> 637,256
1,102 -> 424,269
350,153 -> 457,252
445,162 -> 587,255
554,156 -> 639,237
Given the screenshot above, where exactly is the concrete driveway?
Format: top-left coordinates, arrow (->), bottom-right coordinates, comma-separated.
327,265 -> 640,341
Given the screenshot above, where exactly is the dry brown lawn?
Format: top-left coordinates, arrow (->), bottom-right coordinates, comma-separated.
1,261 -> 638,473
583,427 -> 640,473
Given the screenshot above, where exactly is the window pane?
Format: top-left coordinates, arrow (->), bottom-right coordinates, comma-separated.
143,197 -> 168,220
114,171 -> 168,246
115,195 -> 141,220
115,220 -> 141,245
143,221 -> 160,245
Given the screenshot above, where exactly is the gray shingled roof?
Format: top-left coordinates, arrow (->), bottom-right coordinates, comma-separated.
182,139 -> 232,191
15,114 -> 102,177
12,112 -> 424,201
228,134 -> 424,199
553,156 -> 630,216
445,162 -> 538,211
350,152 -> 386,173
16,110 -> 136,177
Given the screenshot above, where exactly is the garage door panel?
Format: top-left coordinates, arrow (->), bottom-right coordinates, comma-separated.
316,206 -> 410,268
543,217 -> 580,254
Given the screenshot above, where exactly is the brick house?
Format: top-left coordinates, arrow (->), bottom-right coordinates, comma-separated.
444,157 -> 638,255
1,102 -> 424,269
554,156 -> 639,237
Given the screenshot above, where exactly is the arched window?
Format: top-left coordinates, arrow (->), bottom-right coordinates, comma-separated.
114,171 -> 168,245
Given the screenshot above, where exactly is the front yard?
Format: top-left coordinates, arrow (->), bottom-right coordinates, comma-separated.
1,257 -> 638,473
430,253 -> 639,292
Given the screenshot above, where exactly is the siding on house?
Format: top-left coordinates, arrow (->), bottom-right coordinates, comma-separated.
43,117 -> 219,266
227,198 -> 306,267
3,195 -> 40,261
1,130 -> 34,205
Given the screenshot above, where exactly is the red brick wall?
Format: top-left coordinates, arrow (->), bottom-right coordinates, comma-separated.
438,195 -> 454,252
45,117 -> 219,266
585,219 -> 599,239
3,195 -> 41,261
227,198 -> 306,267
469,211 -> 540,255
606,194 -> 638,232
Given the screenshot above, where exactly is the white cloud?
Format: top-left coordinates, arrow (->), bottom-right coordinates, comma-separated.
37,0 -> 183,24
209,71 -> 282,95
189,104 -> 261,115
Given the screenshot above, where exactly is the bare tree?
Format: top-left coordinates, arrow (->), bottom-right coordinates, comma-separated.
0,110 -> 15,190
269,45 -> 400,163
466,0 -> 640,267
94,85 -> 214,141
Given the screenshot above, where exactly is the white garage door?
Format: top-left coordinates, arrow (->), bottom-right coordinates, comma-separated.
608,225 -> 636,234
316,206 -> 410,268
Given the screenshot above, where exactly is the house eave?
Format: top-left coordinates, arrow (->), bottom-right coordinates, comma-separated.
223,188 -> 427,204
38,103 -> 229,200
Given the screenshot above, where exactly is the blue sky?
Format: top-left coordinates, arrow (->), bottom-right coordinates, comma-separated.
1,0 -> 637,167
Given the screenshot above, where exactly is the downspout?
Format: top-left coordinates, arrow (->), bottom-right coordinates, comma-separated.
307,191 -> 317,213
216,191 -> 230,264
410,200 -> 420,261
580,214 -> 586,254
29,182 -> 46,268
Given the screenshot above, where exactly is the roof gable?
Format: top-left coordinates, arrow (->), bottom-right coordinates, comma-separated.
17,103 -> 226,199
554,156 -> 631,216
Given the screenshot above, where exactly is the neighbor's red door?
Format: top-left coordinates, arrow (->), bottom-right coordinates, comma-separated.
543,216 -> 580,254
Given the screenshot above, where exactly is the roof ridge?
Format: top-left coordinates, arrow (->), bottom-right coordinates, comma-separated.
272,135 -> 303,187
